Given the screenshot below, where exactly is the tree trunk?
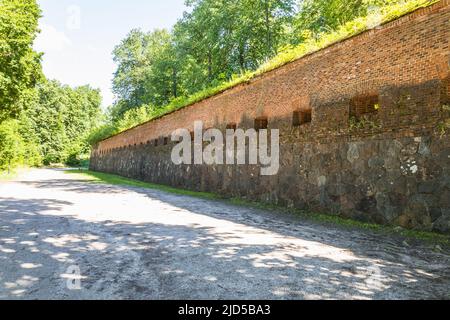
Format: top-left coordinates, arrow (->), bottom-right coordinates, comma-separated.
239,43 -> 245,71
172,67 -> 178,98
208,50 -> 213,81
265,0 -> 271,56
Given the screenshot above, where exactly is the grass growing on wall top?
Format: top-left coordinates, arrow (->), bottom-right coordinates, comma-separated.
100,0 -> 438,143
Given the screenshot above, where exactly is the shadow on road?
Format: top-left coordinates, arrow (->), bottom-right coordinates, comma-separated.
0,172 -> 449,299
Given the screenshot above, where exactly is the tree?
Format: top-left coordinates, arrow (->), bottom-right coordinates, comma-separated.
112,29 -> 151,115
0,0 -> 42,122
112,29 -> 184,120
23,80 -> 102,165
0,119 -> 24,171
239,0 -> 295,60
142,30 -> 182,106
294,0 -> 397,38
111,0 -> 296,120
1,0 -> 104,170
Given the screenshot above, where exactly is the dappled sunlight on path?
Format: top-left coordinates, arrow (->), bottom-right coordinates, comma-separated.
0,169 -> 449,299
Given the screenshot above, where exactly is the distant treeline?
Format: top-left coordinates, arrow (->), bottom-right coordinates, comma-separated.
0,0 -> 102,171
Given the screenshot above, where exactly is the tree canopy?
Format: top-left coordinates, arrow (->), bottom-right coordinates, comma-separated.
0,0 -> 102,170
25,80 -> 102,165
0,0 -> 42,122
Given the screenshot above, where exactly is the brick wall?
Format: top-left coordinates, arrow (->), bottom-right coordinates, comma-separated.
91,1 -> 450,233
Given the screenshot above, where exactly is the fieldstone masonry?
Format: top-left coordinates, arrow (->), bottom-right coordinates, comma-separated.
91,1 -> 450,233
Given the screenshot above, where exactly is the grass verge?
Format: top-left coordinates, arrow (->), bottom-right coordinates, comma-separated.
65,169 -> 450,247
65,169 -> 220,200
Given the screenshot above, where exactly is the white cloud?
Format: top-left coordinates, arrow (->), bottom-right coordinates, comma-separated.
34,23 -> 72,53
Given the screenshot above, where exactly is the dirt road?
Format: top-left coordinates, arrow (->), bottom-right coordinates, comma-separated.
0,169 -> 449,299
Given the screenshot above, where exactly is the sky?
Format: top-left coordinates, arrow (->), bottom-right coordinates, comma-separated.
34,0 -> 187,108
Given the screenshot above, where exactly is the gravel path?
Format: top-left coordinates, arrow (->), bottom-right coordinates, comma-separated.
0,168 -> 449,300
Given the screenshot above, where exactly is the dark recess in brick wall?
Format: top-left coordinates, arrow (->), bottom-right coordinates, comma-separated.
254,117 -> 268,131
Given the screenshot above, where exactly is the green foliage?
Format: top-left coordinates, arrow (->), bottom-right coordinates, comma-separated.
1,78 -> 103,172
110,0 -> 296,122
87,104 -> 155,146
252,0 -> 436,75
66,169 -> 220,200
65,153 -> 90,168
112,29 -> 182,117
0,118 -> 41,170
114,104 -> 155,132
0,1 -> 102,171
0,119 -> 24,170
349,115 -> 382,131
0,0 -> 42,122
96,0 -> 435,145
87,123 -> 118,146
294,0 -> 395,36
24,80 -> 102,165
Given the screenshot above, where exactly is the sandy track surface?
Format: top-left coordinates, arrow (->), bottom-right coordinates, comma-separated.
0,169 -> 449,299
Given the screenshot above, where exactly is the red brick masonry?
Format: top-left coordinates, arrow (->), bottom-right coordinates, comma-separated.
91,1 -> 450,232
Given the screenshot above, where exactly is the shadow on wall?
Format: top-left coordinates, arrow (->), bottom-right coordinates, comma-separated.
1,177 -> 450,299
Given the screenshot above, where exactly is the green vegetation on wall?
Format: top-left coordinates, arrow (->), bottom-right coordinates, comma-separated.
90,0 -> 436,145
